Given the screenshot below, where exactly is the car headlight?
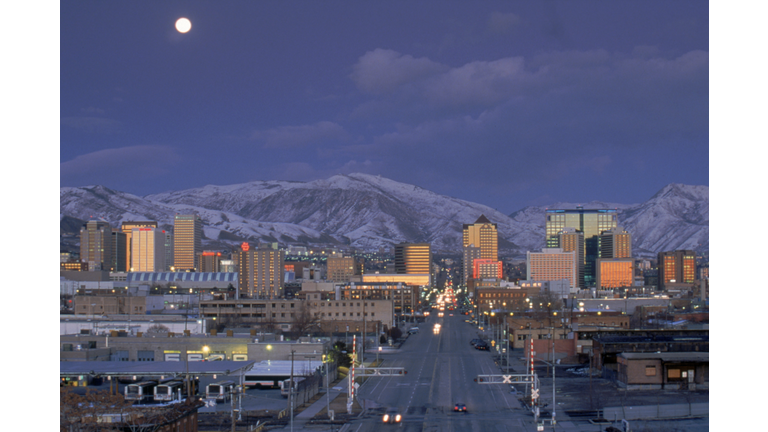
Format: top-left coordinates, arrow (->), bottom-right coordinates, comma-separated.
383,414 -> 389,422
395,414 -> 401,422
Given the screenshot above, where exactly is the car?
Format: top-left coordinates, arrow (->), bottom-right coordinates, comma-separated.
454,403 -> 467,412
382,407 -> 402,424
470,338 -> 482,346
408,327 -> 419,334
475,341 -> 489,350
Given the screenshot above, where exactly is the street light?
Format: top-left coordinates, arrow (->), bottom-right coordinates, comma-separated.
202,345 -> 210,360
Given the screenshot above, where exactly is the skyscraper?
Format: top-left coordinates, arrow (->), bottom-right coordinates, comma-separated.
121,221 -> 158,272
600,227 -> 632,259
463,215 -> 498,261
173,214 -> 202,271
462,245 -> 482,285
463,215 -> 499,284
545,207 -> 618,287
80,221 -> 113,271
556,228 -> 585,288
237,242 -> 285,298
130,227 -> 167,272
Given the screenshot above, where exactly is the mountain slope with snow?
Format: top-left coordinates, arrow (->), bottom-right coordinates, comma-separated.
60,175 -> 708,257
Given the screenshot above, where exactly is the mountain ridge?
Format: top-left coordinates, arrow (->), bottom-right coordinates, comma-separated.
60,174 -> 708,258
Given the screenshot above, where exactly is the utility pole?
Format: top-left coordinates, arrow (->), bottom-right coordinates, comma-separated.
290,350 -> 295,432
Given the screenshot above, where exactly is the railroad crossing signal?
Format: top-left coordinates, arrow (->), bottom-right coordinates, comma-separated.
531,389 -> 540,399
473,374 -> 534,384
355,367 -> 407,376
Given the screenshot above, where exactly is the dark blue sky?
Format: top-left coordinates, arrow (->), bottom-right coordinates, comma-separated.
60,1 -> 708,213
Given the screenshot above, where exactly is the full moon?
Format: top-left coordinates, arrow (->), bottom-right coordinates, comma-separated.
175,18 -> 191,33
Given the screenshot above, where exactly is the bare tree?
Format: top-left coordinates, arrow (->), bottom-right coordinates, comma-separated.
291,301 -> 321,335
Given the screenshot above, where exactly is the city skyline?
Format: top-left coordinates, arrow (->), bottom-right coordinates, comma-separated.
60,1 -> 708,213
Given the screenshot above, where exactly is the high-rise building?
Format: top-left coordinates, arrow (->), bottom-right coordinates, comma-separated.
173,214 -> 202,271
463,215 -> 498,261
394,243 -> 432,276
600,227 -> 632,258
658,250 -> 696,290
111,231 -> 127,272
327,256 -> 363,283
545,207 -> 618,287
463,215 -> 499,284
237,242 -> 285,298
130,227 -> 167,272
557,228 -> 585,288
462,245 -> 482,285
121,221 -> 158,272
80,221 -> 113,271
526,248 -> 578,289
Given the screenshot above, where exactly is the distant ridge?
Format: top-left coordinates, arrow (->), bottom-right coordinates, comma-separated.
60,174 -> 708,257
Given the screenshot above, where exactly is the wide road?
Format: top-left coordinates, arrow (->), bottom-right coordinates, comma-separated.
351,312 -> 535,431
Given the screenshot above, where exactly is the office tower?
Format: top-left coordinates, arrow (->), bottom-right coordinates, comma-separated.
473,259 -> 503,279
111,231 -> 127,272
130,227 -> 167,272
600,227 -> 632,258
121,221 -> 158,272
164,230 -> 174,271
463,215 -> 498,261
596,258 -> 634,289
198,251 -> 222,273
327,256 -> 363,283
80,221 -> 113,271
557,227 -> 585,288
394,243 -> 432,275
658,250 -> 696,290
237,243 -> 285,298
462,245 -> 482,285
545,207 -> 618,287
173,214 -> 202,271
526,248 -> 578,289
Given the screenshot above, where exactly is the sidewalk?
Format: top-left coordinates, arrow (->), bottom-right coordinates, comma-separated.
272,358 -> 374,431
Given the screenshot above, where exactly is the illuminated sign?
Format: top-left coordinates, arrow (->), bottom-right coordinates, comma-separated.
241,242 -> 250,251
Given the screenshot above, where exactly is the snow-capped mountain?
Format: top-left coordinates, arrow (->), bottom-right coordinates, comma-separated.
60,174 -> 708,258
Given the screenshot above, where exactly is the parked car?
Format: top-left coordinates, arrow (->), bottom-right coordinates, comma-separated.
475,341 -> 489,350
470,338 -> 482,346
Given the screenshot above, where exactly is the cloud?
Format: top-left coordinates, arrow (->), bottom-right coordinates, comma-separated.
61,116 -> 122,133
487,12 -> 521,35
350,49 -> 448,94
423,57 -> 527,106
61,145 -> 181,181
252,121 -> 350,148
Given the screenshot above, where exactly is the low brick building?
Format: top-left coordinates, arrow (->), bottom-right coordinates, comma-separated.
617,352 -> 709,390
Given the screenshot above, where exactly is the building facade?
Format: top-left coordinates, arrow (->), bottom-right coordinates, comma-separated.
600,227 -> 632,258
237,243 -> 285,298
173,214 -> 202,271
130,227 -> 168,272
463,215 -> 498,261
326,256 -> 363,282
121,221 -> 158,272
545,208 -> 618,287
596,258 -> 634,289
526,248 -> 578,289
557,228 -> 585,288
658,250 -> 696,291
80,221 -> 113,271
394,243 -> 432,275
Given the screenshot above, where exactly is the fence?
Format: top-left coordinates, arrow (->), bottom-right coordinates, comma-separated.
603,402 -> 708,421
